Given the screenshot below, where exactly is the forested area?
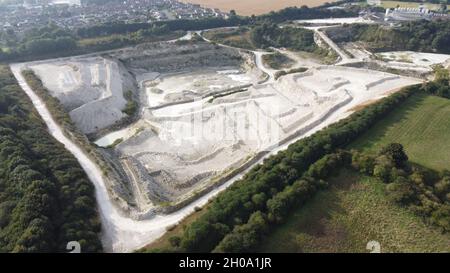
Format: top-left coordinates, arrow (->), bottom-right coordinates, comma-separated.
327,20 -> 450,54
143,77 -> 450,253
0,23 -> 179,62
250,24 -> 317,52
204,24 -> 320,53
0,66 -> 102,252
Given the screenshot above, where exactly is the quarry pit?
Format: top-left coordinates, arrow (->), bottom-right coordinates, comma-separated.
18,37 -> 423,219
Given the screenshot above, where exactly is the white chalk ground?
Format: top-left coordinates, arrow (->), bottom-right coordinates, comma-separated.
27,57 -> 131,134
142,68 -> 254,108
342,42 -> 374,61
296,17 -> 375,25
95,67 -> 258,148
377,51 -> 450,72
274,48 -> 325,68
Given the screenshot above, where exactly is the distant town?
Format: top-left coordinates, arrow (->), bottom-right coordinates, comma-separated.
0,0 -> 228,34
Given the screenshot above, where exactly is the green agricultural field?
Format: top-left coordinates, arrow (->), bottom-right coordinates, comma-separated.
258,169 -> 450,253
349,93 -> 450,171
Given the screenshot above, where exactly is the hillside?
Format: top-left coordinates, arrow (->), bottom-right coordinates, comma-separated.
325,20 -> 450,54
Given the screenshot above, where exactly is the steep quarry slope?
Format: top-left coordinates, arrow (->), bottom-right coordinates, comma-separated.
109,66 -> 420,213
119,41 -> 243,73
29,57 -> 136,134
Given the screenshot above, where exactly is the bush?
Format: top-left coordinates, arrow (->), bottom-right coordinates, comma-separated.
169,236 -> 181,248
434,177 -> 450,201
351,151 -> 375,175
386,178 -> 416,205
379,143 -> 408,168
373,155 -> 395,183
431,205 -> 450,232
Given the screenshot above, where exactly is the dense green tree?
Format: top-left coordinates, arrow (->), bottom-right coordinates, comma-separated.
434,177 -> 450,201
213,211 -> 268,253
379,143 -> 409,168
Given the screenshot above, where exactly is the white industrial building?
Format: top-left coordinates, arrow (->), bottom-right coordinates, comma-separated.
385,5 -> 449,21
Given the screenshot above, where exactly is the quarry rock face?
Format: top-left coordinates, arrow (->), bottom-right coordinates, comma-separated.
29,58 -> 135,134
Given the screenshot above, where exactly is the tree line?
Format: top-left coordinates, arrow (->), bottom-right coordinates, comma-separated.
327,20 -> 450,54
0,23 -> 176,62
76,5 -> 358,38
0,66 -> 102,252
205,23 -> 320,53
250,24 -> 317,52
0,5 -> 358,62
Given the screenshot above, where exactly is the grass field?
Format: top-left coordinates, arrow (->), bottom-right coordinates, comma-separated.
258,169 -> 450,253
349,93 -> 450,171
380,1 -> 450,11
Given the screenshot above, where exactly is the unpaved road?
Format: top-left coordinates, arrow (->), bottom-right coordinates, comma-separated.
312,27 -> 353,64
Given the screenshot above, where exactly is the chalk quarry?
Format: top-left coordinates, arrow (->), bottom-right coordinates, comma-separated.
14,26 -> 438,251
